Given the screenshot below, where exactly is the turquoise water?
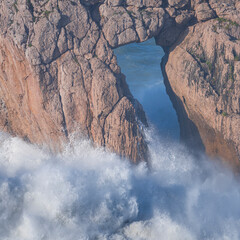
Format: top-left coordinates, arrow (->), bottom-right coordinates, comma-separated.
115,39 -> 180,140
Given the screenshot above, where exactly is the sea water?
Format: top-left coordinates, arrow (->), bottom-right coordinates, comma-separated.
115,39 -> 180,140
0,40 -> 240,240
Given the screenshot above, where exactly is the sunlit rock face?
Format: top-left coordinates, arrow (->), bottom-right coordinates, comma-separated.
0,0 -> 154,163
0,0 -> 239,166
165,19 -> 240,170
164,0 -> 240,169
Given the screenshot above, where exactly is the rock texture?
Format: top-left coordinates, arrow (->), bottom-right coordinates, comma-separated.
165,21 -> 240,169
164,1 -> 240,170
0,0 -> 239,167
0,0 -> 168,163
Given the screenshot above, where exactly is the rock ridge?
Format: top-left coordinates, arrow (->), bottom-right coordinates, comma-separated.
0,0 -> 239,166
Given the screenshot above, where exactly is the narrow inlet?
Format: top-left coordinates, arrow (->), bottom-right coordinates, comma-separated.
115,38 -> 180,141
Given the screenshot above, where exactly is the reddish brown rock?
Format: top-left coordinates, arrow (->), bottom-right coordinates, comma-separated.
0,0 -> 239,168
0,0 -> 156,162
165,19 -> 240,170
0,37 -> 66,149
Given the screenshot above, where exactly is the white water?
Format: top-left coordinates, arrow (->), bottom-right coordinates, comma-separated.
0,131 -> 240,240
1,39 -> 240,239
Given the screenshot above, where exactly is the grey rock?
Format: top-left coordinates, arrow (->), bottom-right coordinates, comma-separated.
168,0 -> 189,9
175,10 -> 194,26
126,0 -> 162,7
195,3 -> 215,22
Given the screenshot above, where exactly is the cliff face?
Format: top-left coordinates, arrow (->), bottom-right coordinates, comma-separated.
0,0 -> 167,162
0,0 -> 239,166
165,1 -> 240,169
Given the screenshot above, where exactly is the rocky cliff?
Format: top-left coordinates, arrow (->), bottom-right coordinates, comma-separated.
0,0 -> 239,166
164,1 -> 240,170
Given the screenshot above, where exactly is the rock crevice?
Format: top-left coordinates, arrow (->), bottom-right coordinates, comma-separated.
0,0 -> 239,166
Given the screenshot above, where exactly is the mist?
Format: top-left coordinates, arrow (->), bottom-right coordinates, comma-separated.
0,130 -> 240,240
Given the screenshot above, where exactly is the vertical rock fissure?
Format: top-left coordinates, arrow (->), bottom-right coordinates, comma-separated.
58,92 -> 69,138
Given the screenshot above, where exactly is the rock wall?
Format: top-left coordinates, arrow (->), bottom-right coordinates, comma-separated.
0,0 -> 167,163
0,0 -> 239,166
165,1 -> 240,169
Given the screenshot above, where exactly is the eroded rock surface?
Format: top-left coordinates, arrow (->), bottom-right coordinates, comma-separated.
0,0 -> 239,166
0,0 -> 166,163
165,18 -> 240,169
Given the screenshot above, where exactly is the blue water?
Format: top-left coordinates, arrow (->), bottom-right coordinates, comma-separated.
115,39 -> 180,140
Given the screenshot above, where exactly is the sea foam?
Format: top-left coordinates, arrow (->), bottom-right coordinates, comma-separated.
0,130 -> 240,240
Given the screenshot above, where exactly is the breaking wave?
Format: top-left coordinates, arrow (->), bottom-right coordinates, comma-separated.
0,129 -> 240,240
1,38 -> 239,240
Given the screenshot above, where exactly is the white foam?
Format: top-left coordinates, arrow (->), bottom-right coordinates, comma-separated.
0,131 -> 240,240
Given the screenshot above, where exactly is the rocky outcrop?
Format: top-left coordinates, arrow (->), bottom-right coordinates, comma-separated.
0,0 -> 169,163
165,18 -> 240,170
0,0 -> 239,166
164,1 -> 240,170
